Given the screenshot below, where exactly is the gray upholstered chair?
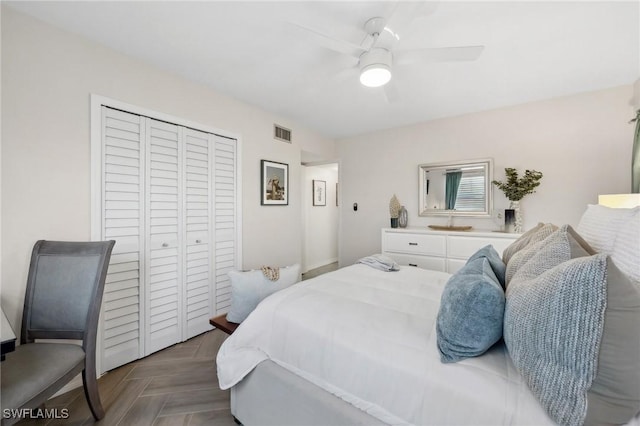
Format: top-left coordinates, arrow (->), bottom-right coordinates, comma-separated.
1,240 -> 115,425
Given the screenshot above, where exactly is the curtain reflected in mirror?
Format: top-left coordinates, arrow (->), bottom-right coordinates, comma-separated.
445,171 -> 462,209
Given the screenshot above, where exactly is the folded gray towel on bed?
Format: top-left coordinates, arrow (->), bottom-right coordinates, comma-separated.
357,254 -> 400,272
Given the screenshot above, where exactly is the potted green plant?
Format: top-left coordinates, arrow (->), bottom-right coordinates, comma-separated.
492,168 -> 543,232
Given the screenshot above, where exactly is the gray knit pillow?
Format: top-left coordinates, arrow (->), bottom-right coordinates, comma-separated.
501,223 -> 557,265
505,225 -> 594,287
584,257 -> 640,425
505,227 -> 640,426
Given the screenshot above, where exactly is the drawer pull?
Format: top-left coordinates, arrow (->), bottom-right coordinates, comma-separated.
162,243 -> 169,248
408,242 -> 418,246
196,239 -> 202,244
409,263 -> 418,267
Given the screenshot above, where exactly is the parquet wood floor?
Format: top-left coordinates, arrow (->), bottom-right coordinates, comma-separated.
17,330 -> 235,426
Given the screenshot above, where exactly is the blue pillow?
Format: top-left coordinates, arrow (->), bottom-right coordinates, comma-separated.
467,245 -> 506,288
436,257 -> 505,363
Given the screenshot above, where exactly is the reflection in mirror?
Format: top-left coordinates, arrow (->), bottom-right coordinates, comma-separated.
419,158 -> 493,217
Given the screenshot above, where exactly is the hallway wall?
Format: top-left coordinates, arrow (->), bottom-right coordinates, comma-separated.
302,164 -> 339,272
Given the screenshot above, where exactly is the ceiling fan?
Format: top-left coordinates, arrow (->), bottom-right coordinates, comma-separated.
291,2 -> 484,99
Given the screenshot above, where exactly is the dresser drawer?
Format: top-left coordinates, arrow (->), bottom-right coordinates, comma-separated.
447,259 -> 467,274
387,253 -> 446,272
384,233 -> 446,256
447,235 -> 514,259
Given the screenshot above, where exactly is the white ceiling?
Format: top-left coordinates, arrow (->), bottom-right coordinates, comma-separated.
6,1 -> 639,139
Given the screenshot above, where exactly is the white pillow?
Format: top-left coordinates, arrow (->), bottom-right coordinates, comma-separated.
226,264 -> 301,323
611,209 -> 640,285
576,204 -> 638,254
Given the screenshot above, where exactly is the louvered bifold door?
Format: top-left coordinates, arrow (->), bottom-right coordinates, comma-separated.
96,102 -> 241,370
183,128 -> 214,339
213,135 -> 238,314
145,119 -> 183,355
101,107 -> 145,371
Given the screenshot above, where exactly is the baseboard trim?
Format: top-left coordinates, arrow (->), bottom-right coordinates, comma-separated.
303,258 -> 338,274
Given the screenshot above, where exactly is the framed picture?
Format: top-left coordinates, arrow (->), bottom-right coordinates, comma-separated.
261,160 -> 288,205
313,180 -> 326,206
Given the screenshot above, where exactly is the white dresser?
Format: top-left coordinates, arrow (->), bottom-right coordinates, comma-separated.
381,228 -> 520,274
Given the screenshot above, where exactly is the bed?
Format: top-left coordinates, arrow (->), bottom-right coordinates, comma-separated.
217,206 -> 640,426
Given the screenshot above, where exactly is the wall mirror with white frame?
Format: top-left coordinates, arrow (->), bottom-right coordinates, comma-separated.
419,158 -> 493,217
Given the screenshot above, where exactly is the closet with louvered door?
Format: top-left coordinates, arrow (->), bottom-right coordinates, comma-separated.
183,128 -> 213,339
212,135 -> 237,314
101,108 -> 145,372
145,119 -> 183,354
96,105 -> 239,373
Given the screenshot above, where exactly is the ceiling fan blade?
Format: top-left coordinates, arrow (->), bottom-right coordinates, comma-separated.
296,60 -> 359,99
394,45 -> 485,66
375,1 -> 439,50
383,81 -> 400,103
332,66 -> 359,85
287,22 -> 366,58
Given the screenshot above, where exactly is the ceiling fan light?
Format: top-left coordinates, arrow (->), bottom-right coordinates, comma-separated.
360,64 -> 392,87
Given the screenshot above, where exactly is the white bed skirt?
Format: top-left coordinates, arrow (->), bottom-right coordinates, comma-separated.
232,360 -> 386,426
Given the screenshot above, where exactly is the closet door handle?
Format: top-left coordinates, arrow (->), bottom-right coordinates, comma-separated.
162,243 -> 169,248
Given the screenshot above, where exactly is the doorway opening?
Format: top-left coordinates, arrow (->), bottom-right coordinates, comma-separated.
301,162 -> 339,275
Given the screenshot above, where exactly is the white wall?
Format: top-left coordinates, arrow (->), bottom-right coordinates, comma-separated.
337,85 -> 635,265
0,8 -> 335,333
3,6 -> 635,333
302,164 -> 339,272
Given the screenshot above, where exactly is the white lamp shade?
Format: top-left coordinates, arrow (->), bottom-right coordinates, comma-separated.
359,65 -> 392,87
598,193 -> 640,208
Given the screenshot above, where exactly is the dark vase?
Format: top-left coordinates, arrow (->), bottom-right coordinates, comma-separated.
505,209 -> 516,233
390,218 -> 399,228
398,206 -> 408,228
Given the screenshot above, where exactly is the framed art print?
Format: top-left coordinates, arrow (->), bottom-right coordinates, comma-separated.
312,180 -> 326,206
261,160 -> 288,205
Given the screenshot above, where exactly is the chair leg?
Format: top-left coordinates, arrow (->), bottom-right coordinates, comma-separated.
82,368 -> 105,420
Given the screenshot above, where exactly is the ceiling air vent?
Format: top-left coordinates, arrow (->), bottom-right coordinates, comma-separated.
274,124 -> 292,143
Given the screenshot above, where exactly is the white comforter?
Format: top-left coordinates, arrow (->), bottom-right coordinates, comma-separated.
216,264 -> 638,425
